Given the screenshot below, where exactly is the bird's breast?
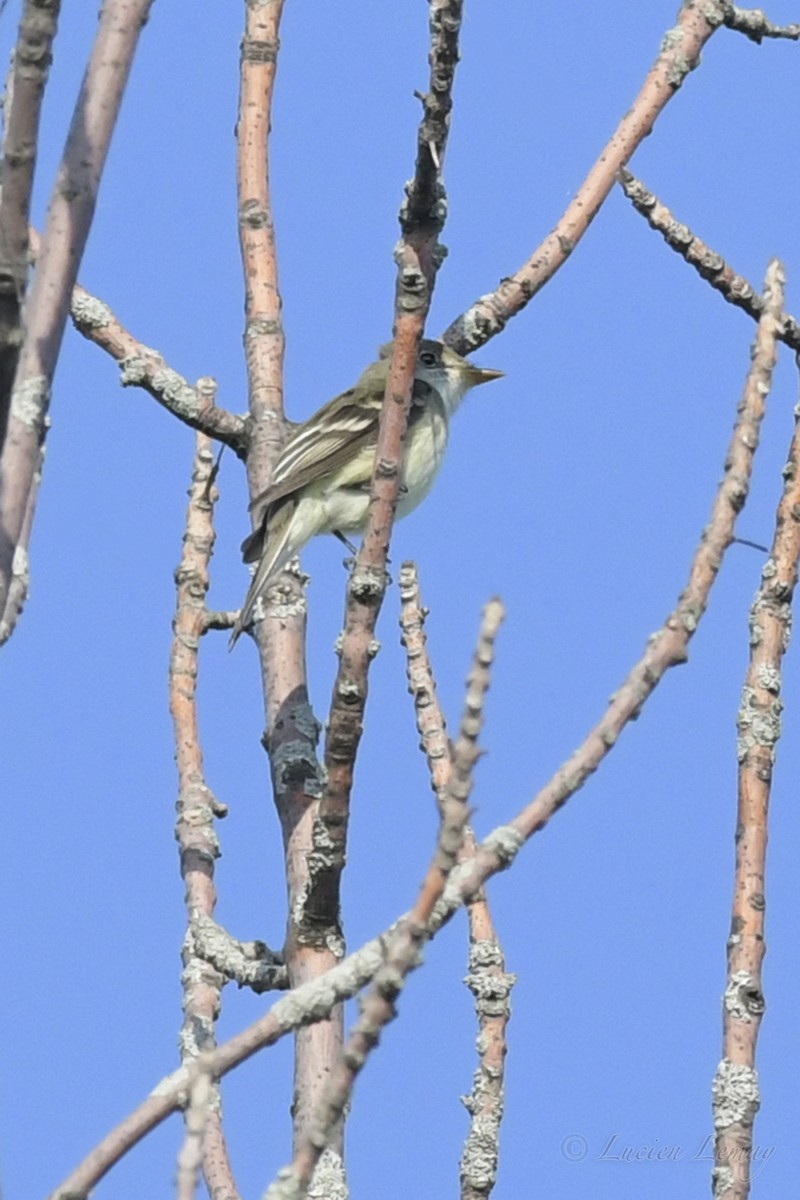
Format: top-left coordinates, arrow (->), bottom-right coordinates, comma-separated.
397,402 -> 449,518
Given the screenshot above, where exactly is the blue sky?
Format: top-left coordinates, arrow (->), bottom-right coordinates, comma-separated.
3,3 -> 800,1198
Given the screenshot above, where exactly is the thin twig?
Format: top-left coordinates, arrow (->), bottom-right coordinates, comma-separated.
175,1061 -> 214,1200
170,428 -> 240,1200
0,0 -> 61,449
712,261 -> 788,1200
457,262 -> 786,875
235,0 -> 340,1159
399,560 -> 451,804
401,0 -> 463,241
202,610 -> 239,633
723,3 -> 800,42
0,442 -> 40,643
264,5 -> 466,1168
441,0 -> 790,354
459,829 -> 514,1200
47,926 -> 403,1199
22,227 -> 248,449
618,170 -> 800,354
310,0 -> 464,1013
235,0 -> 294,717
0,0 -> 155,629
398,563 -> 512,1199
191,912 -> 288,994
70,292 -> 248,451
270,597 -> 505,1200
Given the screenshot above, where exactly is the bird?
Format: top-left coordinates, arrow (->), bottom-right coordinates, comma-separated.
230,338 -> 502,645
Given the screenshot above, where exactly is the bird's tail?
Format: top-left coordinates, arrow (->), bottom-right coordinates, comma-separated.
229,503 -> 296,648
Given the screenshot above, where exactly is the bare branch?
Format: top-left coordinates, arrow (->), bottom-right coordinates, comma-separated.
252,4 -> 470,1164
723,3 -> 800,42
175,1061 -> 214,1200
47,926 -> 401,1200
459,831 -> 514,1200
443,0 -> 758,353
233,0 -> 342,1159
277,597 -> 505,1200
235,0 -> 299,727
452,279 -> 785,914
0,0 -> 155,628
69,289 -> 248,451
399,560 -> 451,803
713,261 -> 788,1200
398,561 -> 512,1197
192,912 -> 288,994
19,227 -> 248,448
0,442 -> 40,644
237,0 -> 286,440
310,0 -> 465,993
402,0 -> 463,237
170,429 -> 240,1200
202,610 -> 239,633
0,0 -> 60,447
0,228 -> 247,638
618,170 -> 800,353
235,0 -> 300,777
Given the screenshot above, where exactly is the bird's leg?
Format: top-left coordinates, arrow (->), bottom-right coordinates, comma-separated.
333,529 -> 358,554
333,527 -> 392,570
202,444 -> 226,502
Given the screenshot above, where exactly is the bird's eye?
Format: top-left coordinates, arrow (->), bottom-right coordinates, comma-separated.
420,350 -> 437,367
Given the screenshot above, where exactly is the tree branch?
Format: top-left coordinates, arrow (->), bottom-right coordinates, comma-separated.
458,828 -> 514,1200
723,3 -> 800,42
441,0 -> 791,354
47,926 -> 400,1200
272,596 -> 505,1200
398,562 -> 512,1200
234,0 -> 339,1161
0,0 -> 60,450
713,260 -> 788,1200
618,170 -> 800,353
191,912 -> 287,994
170,427 -> 240,1200
22,226 -> 248,448
399,560 -> 451,803
175,1060 -> 214,1200
452,265 -> 785,896
69,285 -> 248,451
0,442 -> 40,644
0,0 -> 155,631
309,0 -> 464,990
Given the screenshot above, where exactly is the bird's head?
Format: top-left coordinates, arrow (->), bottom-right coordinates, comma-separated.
377,338 -> 503,414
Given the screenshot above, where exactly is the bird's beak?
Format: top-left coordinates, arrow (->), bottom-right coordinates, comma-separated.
465,364 -> 504,387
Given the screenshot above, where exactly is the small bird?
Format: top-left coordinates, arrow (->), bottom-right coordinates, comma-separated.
230,338 -> 502,645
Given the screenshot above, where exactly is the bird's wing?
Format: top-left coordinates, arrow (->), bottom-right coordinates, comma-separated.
247,386 -> 382,520
251,379 -> 435,515
242,381 -> 434,564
